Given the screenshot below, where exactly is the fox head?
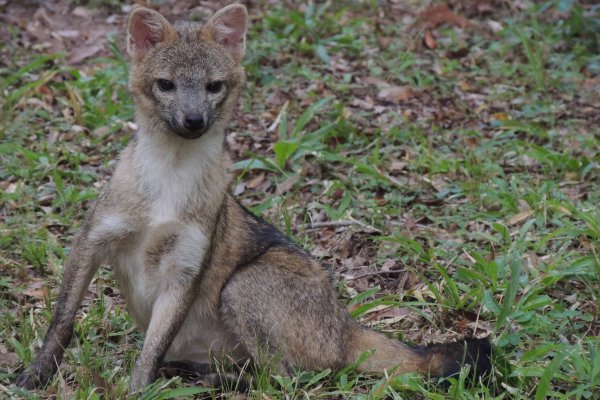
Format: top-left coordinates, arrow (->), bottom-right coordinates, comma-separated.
126,5 -> 247,139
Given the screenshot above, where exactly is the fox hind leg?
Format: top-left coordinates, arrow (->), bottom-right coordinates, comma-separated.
220,250 -> 492,384
220,256 -> 354,374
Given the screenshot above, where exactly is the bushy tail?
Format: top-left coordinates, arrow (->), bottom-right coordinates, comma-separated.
419,337 -> 492,382
350,328 -> 492,383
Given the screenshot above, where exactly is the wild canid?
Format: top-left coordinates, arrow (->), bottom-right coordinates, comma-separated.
16,4 -> 492,393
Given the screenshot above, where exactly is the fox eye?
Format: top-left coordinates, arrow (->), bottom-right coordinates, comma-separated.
157,79 -> 175,91
206,81 -> 223,93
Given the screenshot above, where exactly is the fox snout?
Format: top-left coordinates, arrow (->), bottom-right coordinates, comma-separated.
183,113 -> 206,131
172,110 -> 210,139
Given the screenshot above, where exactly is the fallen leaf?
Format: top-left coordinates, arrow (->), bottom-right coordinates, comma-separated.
487,20 -> 503,33
55,29 -> 79,39
491,112 -> 511,121
416,4 -> 474,30
246,173 -> 265,190
363,76 -> 391,88
276,174 -> 300,195
462,0 -> 499,16
351,97 -> 374,110
378,36 -> 394,50
381,259 -> 395,271
234,182 -> 245,196
90,368 -> 110,395
508,210 -> 534,225
365,306 -> 413,325
424,30 -> 436,49
447,47 -> 470,59
389,160 -> 407,172
457,80 -> 474,91
0,352 -> 20,368
583,75 -> 600,89
92,126 -> 110,137
377,86 -> 414,103
331,188 -> 344,200
564,172 -> 579,182
477,2 -> 495,16
72,6 -> 90,18
68,44 -> 103,64
22,281 -> 48,299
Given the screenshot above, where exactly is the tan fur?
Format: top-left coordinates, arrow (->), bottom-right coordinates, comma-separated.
16,4 -> 491,394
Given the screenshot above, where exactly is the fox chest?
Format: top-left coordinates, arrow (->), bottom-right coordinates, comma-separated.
92,212 -> 209,331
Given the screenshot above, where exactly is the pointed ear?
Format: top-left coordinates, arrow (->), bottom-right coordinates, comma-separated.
127,7 -> 176,61
201,4 -> 248,62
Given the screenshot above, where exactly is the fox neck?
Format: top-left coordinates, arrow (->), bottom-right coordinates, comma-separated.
133,114 -> 231,222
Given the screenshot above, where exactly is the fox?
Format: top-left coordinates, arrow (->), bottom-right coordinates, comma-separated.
15,3 -> 492,394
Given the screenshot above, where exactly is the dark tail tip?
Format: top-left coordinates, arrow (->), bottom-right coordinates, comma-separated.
424,336 -> 493,385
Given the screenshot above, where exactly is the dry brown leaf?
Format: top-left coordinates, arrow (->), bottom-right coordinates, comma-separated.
380,259 -> 395,272
460,0 -> 498,17
508,210 -> 534,225
246,173 -> 265,190
477,2 -> 495,16
234,182 -> 246,196
424,30 -> 436,49
362,76 -> 390,88
90,368 -> 110,395
583,75 -> 600,89
364,306 -> 413,325
351,97 -> 374,110
351,278 -> 373,293
377,86 -> 414,103
276,174 -> 300,195
417,4 -> 474,30
0,351 -> 20,368
448,47 -> 470,59
389,160 -> 407,172
564,172 -> 579,182
487,20 -> 503,33
378,307 -> 412,320
72,6 -> 91,18
457,80 -> 473,91
331,188 -> 344,200
22,280 -> 48,299
54,29 -> 80,39
342,254 -> 370,271
68,44 -> 103,64
378,36 -> 394,50
491,112 -> 511,122
525,251 -> 541,272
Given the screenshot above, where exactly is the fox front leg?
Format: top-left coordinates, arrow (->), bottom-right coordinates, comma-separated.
129,226 -> 209,393
16,231 -> 101,388
15,215 -> 133,389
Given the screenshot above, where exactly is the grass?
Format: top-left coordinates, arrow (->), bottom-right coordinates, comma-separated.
1,1 -> 599,399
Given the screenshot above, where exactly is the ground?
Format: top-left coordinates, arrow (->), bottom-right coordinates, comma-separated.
0,0 -> 599,399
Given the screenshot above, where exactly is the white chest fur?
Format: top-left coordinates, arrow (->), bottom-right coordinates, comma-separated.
134,132 -> 221,223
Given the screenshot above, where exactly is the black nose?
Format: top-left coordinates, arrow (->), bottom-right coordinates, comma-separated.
183,113 -> 205,131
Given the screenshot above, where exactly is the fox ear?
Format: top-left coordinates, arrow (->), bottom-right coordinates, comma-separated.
202,4 -> 248,62
127,7 -> 175,61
